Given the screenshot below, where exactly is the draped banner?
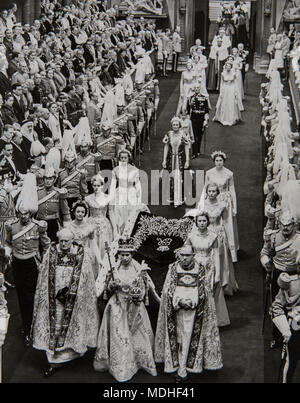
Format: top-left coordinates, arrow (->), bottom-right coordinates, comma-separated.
276,0 -> 289,31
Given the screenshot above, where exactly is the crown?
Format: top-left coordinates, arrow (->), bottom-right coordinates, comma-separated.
211,150 -> 227,161
118,237 -> 136,253
156,238 -> 172,252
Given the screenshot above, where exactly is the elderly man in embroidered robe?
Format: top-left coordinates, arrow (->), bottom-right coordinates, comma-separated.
155,245 -> 222,383
31,228 -> 99,377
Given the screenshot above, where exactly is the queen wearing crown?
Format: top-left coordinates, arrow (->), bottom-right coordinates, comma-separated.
93,237 -> 159,382
199,151 -> 239,263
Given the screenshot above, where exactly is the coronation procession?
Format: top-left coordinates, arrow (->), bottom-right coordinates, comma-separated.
0,0 -> 300,386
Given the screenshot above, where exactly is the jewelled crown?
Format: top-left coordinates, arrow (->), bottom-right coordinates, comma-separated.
118,237 -> 136,253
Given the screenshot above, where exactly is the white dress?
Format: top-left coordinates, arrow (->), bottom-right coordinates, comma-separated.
93,259 -> 157,382
204,198 -> 239,295
184,228 -> 230,327
109,163 -> 149,238
199,167 -> 239,262
214,70 -> 242,126
85,193 -> 113,263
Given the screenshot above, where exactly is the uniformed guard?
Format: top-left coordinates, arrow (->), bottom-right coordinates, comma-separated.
237,43 -> 249,84
5,173 -> 50,346
0,168 -> 16,245
261,211 -> 300,348
76,141 -> 101,194
36,167 -> 71,242
57,150 -> 89,211
271,271 -> 300,383
113,104 -> 130,148
96,122 -> 125,192
96,122 -> 125,171
125,88 -> 138,149
187,84 -> 209,158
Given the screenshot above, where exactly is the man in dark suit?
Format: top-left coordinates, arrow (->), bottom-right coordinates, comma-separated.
0,124 -> 14,153
83,38 -> 97,66
22,24 -> 31,43
0,70 -> 11,98
12,84 -> 26,123
34,107 -> 52,144
0,142 -> 18,182
11,129 -> 29,174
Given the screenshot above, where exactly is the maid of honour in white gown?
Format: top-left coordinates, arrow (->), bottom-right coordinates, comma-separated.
214,61 -> 242,126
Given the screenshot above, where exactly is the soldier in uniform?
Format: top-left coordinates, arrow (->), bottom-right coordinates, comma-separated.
36,167 -> 71,243
57,150 -> 89,211
0,168 -> 16,289
237,43 -> 249,84
5,173 -> 51,346
96,122 -> 125,192
76,140 -> 101,194
261,211 -> 300,348
271,271 -> 300,382
0,168 -> 15,246
125,88 -> 138,150
187,84 -> 209,158
114,103 -> 131,147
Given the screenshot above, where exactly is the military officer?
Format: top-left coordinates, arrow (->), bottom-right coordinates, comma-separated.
113,104 -> 131,147
96,122 -> 125,192
271,271 -> 300,383
0,168 -> 15,245
5,173 -> 51,346
261,211 -> 300,347
57,150 -> 89,211
125,88 -> 138,149
76,140 -> 101,194
187,84 -> 209,158
36,167 -> 71,242
237,43 -> 249,84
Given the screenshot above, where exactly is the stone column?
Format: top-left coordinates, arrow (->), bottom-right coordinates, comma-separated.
22,0 -> 31,24
254,0 -> 273,74
34,0 -> 41,19
185,0 -> 195,53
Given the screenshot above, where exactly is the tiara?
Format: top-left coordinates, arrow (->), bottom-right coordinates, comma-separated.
71,199 -> 89,215
211,150 -> 227,161
171,116 -> 181,125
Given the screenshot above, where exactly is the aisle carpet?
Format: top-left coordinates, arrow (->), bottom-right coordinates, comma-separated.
2,70 -> 264,383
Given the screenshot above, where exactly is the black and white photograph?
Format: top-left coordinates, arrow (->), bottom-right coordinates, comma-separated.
0,0 -> 299,388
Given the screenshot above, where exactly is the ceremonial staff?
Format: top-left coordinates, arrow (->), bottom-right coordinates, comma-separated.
277,341 -> 288,383
262,270 -> 273,335
104,242 -> 120,304
0,247 -> 10,383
